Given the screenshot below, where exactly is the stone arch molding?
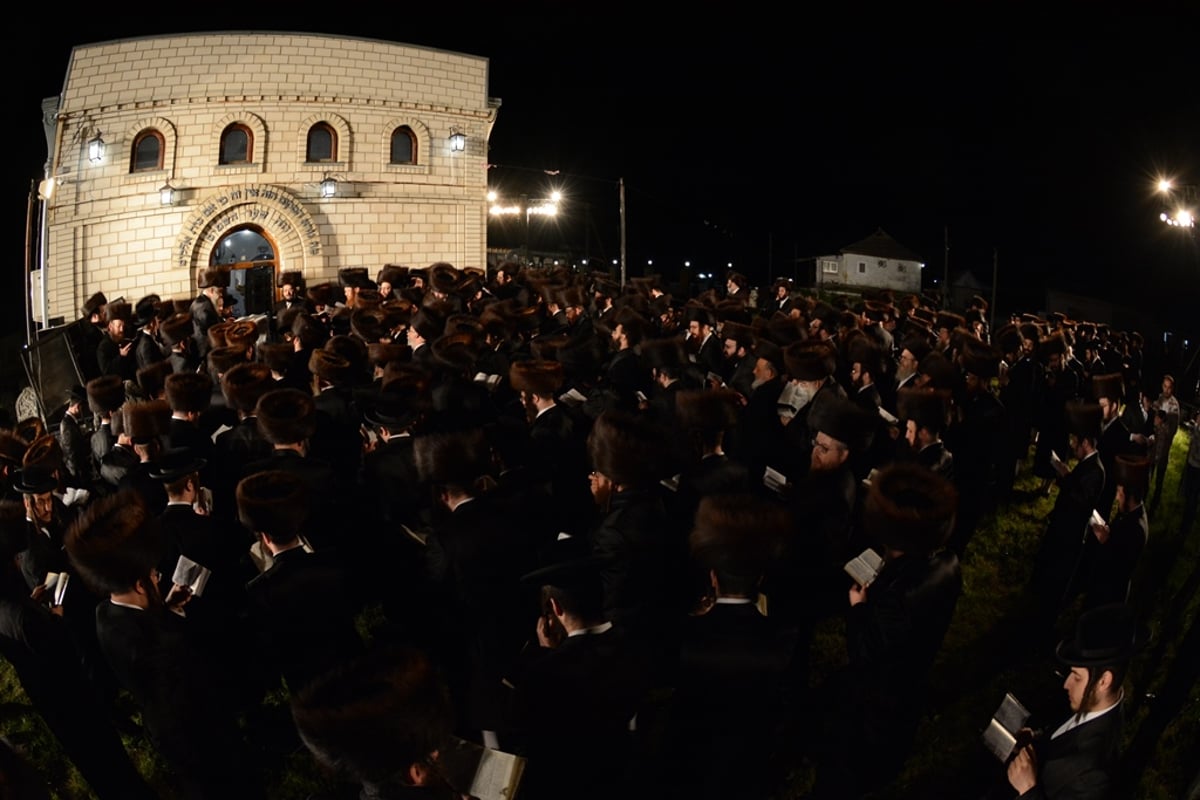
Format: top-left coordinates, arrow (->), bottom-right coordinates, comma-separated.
173,185 -> 325,280
382,116 -> 432,169
298,112 -> 352,164
124,116 -> 177,176
212,111 -> 268,172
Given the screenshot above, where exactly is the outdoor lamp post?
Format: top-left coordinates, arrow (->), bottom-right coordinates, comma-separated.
488,189 -> 561,265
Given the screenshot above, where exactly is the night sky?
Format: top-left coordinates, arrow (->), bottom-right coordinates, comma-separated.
9,7 -> 1200,335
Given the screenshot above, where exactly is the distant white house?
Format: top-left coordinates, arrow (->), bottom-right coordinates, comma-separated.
817,228 -> 924,294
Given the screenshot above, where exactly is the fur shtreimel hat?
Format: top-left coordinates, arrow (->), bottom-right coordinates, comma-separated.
225,320 -> 259,350
809,393 -> 875,453
135,361 -> 173,400
255,388 -> 317,445
1113,455 -> 1151,496
21,435 -> 63,473
159,312 -> 193,347
104,301 -> 132,325
1092,372 -> 1124,403
587,410 -> 669,489
278,270 -> 304,289
64,492 -> 159,596
207,321 -> 234,349
846,336 -> 882,375
1038,331 -> 1068,358
917,352 -> 960,392
509,359 -> 563,397
81,291 -> 108,318
675,389 -> 740,434
308,349 -> 356,387
221,362 -> 274,413
720,321 -> 755,348
863,462 -> 959,554
783,340 -> 836,382
0,431 -> 27,466
959,337 -> 1001,380
197,267 -> 230,289
164,371 -> 213,414
413,428 -> 491,487
122,400 -> 170,445
995,324 -> 1023,355
897,388 -> 950,435
306,283 -> 335,308
689,493 -> 790,579
639,337 -> 688,372
377,264 -> 408,288
87,375 -> 126,415
1065,401 -> 1103,443
428,262 -> 461,295
208,345 -> 248,378
259,342 -> 295,374
236,470 -> 309,540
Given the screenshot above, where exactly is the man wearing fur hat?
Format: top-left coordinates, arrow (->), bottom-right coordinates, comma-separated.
813,463 -> 962,798
85,376 -> 125,480
1034,332 -> 1083,496
777,340 -> 845,483
273,271 -> 309,316
96,301 -> 136,380
1092,373 -> 1135,522
190,267 -> 229,360
1031,402 -> 1106,637
132,295 -> 168,371
898,388 -> 954,480
1084,456 -> 1150,610
57,385 -> 94,489
76,291 -> 108,380
719,320 -> 757,398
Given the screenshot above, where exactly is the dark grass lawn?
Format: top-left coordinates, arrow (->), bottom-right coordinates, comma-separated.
1,431 -> 1196,799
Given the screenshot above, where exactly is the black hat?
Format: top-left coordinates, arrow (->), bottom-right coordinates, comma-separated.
809,393 -> 875,452
1113,455 -> 1151,497
66,384 -> 88,406
1065,401 -> 1103,442
13,464 -> 57,494
1092,373 -> 1124,403
148,448 -> 207,482
1055,603 -> 1147,668
134,295 -> 161,327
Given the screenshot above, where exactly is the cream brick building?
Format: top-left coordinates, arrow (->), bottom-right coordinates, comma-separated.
36,31 -> 497,323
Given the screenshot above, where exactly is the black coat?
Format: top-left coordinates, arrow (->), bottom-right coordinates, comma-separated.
1025,705 -> 1122,800
1033,453 -> 1106,617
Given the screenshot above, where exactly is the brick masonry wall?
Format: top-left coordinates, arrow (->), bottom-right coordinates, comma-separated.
43,32 -> 493,320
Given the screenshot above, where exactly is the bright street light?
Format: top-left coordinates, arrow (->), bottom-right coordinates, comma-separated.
1158,179 -> 1174,193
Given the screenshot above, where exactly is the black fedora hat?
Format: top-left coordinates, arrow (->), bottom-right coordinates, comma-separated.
1055,603 -> 1147,668
148,448 -> 207,483
13,464 -> 58,494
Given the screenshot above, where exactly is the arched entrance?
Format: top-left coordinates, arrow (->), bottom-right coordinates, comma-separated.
209,225 -> 277,316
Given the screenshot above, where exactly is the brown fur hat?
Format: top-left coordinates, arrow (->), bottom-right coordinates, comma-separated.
509,359 -> 563,397
236,470 -> 309,541
308,349 -> 356,386
431,332 -> 481,374
918,351 -> 960,391
689,493 -> 790,580
208,345 -> 248,378
87,375 -> 126,415
413,428 -> 491,487
351,308 -> 389,342
784,340 -> 837,381
897,388 -> 951,435
377,264 -> 407,288
278,270 -> 303,289
675,389 -> 740,434
720,321 -> 755,348
0,431 -> 28,466
640,337 -> 688,373
104,301 -> 132,325
846,336 -> 883,376
960,337 -> 1001,380
809,393 -> 875,452
587,410 -> 669,489
863,462 -> 958,553
136,361 -> 174,399
1065,401 -> 1103,443
306,282 -> 335,308
225,320 -> 259,350
81,291 -> 108,318
995,324 -> 1023,355
1092,372 -> 1124,403
1114,455 -> 1151,497
164,371 -> 213,413
197,267 -> 230,289
221,362 -> 274,412
207,321 -> 234,349
122,400 -> 170,445
64,491 -> 159,595
1039,331 -> 1068,358
21,434 -> 63,473
258,342 -> 294,374
255,388 -> 317,445
159,312 -> 193,347
429,263 -> 460,295
367,342 -> 411,369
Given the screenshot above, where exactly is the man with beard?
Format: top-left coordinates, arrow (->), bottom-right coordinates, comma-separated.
65,491 -> 261,798
775,339 -> 845,484
897,388 -> 954,480
888,334 -> 931,416
602,308 -> 652,413
1092,373 -> 1135,522
132,295 -> 168,371
1083,456 -> 1150,610
1034,332 -> 1082,496
684,304 -> 723,377
96,301 -> 136,381
718,321 -> 757,398
190,267 -> 229,361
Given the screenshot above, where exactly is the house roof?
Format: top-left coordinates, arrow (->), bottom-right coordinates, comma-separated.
839,228 -> 923,263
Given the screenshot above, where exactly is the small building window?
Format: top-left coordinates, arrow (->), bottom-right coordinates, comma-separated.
220,123 -> 253,165
306,122 -> 337,162
130,129 -> 164,172
858,261 -> 866,274
822,260 -> 839,274
390,126 -> 417,164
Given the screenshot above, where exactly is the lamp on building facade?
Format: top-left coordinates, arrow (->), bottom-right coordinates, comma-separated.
87,132 -> 105,164
449,129 -> 467,153
320,175 -> 338,198
159,182 -> 176,206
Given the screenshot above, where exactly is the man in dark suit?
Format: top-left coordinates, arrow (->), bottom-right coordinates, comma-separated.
238,470 -> 365,696
1082,456 -> 1150,611
132,295 -> 168,371
1031,402 -> 1106,640
95,300 -> 136,381
64,492 -> 261,798
1006,603 -> 1141,800
508,555 -> 650,800
57,385 -> 94,489
1092,373 -> 1135,522
190,267 -> 229,361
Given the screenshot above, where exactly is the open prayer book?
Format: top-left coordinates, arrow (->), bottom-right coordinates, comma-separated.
763,466 -> 788,495
440,735 -> 525,800
171,555 -> 211,597
558,387 -> 588,407
473,372 -> 502,390
982,693 -> 1032,762
843,548 -> 884,587
43,572 -> 70,607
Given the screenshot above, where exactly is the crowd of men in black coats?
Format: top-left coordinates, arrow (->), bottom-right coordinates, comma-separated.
0,260 -> 1185,799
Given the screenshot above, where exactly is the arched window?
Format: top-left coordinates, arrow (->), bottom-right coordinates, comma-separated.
306,122 -> 337,162
390,126 -> 417,164
219,123 -> 253,165
130,129 -> 164,172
